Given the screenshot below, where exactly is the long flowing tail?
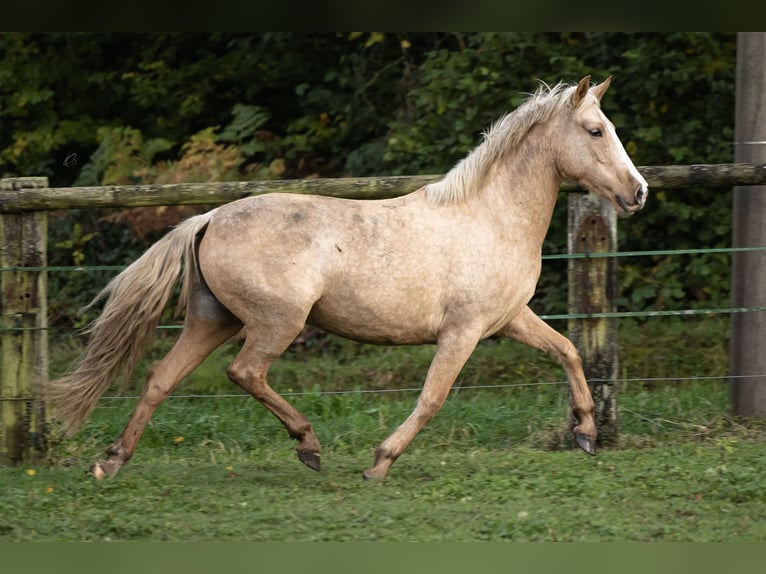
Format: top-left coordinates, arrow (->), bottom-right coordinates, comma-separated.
47,211 -> 215,434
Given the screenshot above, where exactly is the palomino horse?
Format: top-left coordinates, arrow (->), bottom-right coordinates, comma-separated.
48,76 -> 648,480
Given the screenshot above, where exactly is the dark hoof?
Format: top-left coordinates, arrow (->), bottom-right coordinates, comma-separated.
575,433 -> 597,456
297,450 -> 321,471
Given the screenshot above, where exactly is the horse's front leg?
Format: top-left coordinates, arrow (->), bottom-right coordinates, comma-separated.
363,329 -> 482,480
499,306 -> 597,455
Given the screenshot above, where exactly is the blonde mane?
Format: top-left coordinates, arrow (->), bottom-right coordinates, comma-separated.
425,81 -> 577,205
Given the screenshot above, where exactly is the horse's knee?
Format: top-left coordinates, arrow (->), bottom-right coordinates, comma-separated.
557,338 -> 583,372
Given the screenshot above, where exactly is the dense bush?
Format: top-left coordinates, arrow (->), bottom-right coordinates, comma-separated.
0,33 -> 737,322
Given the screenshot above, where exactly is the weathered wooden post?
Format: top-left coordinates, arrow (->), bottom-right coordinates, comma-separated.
731,32 -> 766,418
0,177 -> 49,465
568,192 -> 619,447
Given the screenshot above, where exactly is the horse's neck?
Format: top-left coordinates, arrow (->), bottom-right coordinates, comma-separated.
476,138 -> 562,245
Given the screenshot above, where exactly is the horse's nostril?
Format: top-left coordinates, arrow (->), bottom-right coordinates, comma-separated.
635,185 -> 646,205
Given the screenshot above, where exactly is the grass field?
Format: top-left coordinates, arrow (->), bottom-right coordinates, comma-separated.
1,316 -> 765,541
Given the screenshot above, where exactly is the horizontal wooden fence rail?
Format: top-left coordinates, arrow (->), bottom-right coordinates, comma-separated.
2,163 -> 766,465
2,163 -> 766,212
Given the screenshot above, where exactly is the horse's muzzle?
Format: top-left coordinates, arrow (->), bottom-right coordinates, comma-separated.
616,184 -> 648,215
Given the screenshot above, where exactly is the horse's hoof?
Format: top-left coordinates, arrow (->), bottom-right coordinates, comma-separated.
91,462 -> 107,480
91,459 -> 122,479
361,467 -> 387,481
575,433 -> 597,456
297,450 -> 321,472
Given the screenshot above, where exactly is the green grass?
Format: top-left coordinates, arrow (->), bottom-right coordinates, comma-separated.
2,315 -> 765,541
2,427 -> 765,541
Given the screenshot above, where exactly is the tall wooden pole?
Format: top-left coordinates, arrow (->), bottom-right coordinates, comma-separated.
731,33 -> 766,418
0,177 -> 49,465
568,193 -> 619,446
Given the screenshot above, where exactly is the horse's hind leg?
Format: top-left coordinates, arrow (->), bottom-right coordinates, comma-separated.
92,302 -> 242,479
499,305 -> 597,455
226,324 -> 322,471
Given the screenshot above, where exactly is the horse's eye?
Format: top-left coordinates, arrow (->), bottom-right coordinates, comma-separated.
589,128 -> 603,138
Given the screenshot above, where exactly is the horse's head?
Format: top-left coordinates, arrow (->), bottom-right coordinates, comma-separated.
556,76 -> 648,215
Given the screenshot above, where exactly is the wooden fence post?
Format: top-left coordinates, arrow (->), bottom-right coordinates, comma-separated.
0,177 -> 49,465
731,32 -> 766,418
568,192 -> 619,447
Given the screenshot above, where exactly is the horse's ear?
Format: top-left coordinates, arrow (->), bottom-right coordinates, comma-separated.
571,75 -> 591,108
590,76 -> 613,101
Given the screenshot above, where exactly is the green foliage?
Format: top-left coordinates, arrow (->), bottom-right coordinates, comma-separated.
384,33 -> 549,174
52,222 -> 98,266
74,126 -> 175,186
217,104 -> 271,157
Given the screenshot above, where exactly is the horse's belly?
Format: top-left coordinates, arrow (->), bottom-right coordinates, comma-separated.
305,269 -> 534,346
306,296 -> 441,346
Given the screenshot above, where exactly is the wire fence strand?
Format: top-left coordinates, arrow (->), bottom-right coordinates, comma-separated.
2,245 -> 766,274
67,373 -> 760,403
